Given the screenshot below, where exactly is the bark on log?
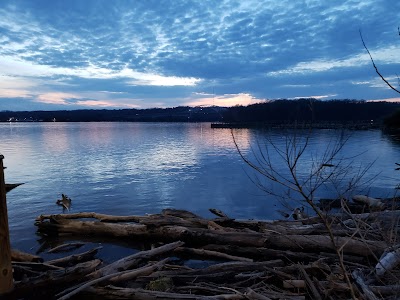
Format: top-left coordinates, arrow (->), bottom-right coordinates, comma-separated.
85,285 -> 245,300
46,247 -> 101,267
315,209 -> 400,229
11,249 -> 43,262
298,265 -> 322,300
375,245 -> 400,278
140,271 -> 238,286
370,284 -> 400,296
202,244 -> 319,262
37,211 -> 144,222
145,260 -> 284,280
12,261 -> 64,271
352,269 -> 379,300
283,280 -> 306,289
265,233 -> 385,257
36,219 -> 267,247
353,195 -> 384,209
244,288 -> 273,300
36,217 -> 386,257
12,259 -> 101,298
58,259 -> 169,300
173,247 -> 253,262
48,242 -> 85,253
89,241 -> 184,278
36,217 -> 148,237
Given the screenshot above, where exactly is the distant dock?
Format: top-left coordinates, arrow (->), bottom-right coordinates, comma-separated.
211,121 -> 382,130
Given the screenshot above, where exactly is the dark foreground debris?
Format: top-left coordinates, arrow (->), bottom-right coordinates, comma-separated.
5,207 -> 400,299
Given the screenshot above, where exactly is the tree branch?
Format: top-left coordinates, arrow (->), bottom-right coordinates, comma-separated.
360,30 -> 400,94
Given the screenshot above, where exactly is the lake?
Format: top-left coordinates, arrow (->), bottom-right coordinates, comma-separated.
1,122 -> 399,258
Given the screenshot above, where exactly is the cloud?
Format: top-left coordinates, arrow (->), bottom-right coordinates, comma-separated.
35,92 -> 78,105
291,94 -> 338,100
0,0 -> 399,110
185,93 -> 264,107
268,45 -> 400,76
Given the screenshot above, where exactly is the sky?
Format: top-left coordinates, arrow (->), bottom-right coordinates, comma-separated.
0,0 -> 400,111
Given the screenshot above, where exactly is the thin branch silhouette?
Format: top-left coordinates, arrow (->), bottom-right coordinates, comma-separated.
360,29 -> 400,94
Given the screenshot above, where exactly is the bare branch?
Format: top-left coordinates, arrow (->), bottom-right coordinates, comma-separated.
360,30 -> 400,94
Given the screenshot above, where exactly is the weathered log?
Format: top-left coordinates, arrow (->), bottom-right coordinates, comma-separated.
262,223 -> 352,236
298,265 -> 322,300
265,233 -> 386,257
89,241 -> 184,278
85,285 -> 245,300
48,242 -> 85,253
283,280 -> 306,289
173,247 -> 253,262
323,209 -> 400,223
13,264 -> 43,279
375,245 -> 400,278
36,210 -> 362,236
46,247 -> 101,267
36,211 -> 146,223
202,244 -> 319,262
139,271 -> 238,286
146,260 -> 284,279
352,269 -> 379,300
37,211 -> 210,228
58,259 -> 169,300
36,218 -> 267,247
12,261 -> 64,271
36,217 -> 148,237
161,208 -> 203,219
36,216 -> 386,256
176,285 -> 242,297
244,288 -> 273,300
208,220 -> 232,231
353,195 -> 384,209
209,208 -> 230,218
11,249 -> 43,262
370,284 -> 400,296
12,259 -> 101,298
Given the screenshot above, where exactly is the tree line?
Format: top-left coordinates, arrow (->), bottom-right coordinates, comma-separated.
0,98 -> 399,127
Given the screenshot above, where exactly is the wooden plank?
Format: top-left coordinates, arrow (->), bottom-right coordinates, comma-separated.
0,155 -> 13,294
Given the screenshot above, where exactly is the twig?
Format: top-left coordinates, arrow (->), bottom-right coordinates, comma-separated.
360,30 -> 400,94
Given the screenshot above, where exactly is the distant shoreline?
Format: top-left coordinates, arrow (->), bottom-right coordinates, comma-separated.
211,121 -> 383,130
1,99 -> 399,128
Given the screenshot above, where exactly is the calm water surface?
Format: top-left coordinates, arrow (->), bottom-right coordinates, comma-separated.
1,122 -> 399,258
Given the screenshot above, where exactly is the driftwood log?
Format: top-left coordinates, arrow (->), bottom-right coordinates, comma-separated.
35,210 -> 387,257
6,207 -> 400,299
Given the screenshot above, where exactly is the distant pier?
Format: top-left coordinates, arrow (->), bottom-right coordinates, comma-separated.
211,121 -> 382,130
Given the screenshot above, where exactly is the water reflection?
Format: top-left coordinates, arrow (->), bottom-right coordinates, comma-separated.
236,128 -> 400,201
383,130 -> 400,146
41,124 -> 70,153
1,123 -> 399,253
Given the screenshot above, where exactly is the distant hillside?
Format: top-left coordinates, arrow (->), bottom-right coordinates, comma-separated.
222,99 -> 400,125
0,106 -> 226,122
1,99 -> 399,126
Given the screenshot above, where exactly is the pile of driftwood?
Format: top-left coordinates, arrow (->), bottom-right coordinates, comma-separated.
7,204 -> 400,299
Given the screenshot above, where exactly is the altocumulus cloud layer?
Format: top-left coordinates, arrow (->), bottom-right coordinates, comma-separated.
0,0 -> 399,110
